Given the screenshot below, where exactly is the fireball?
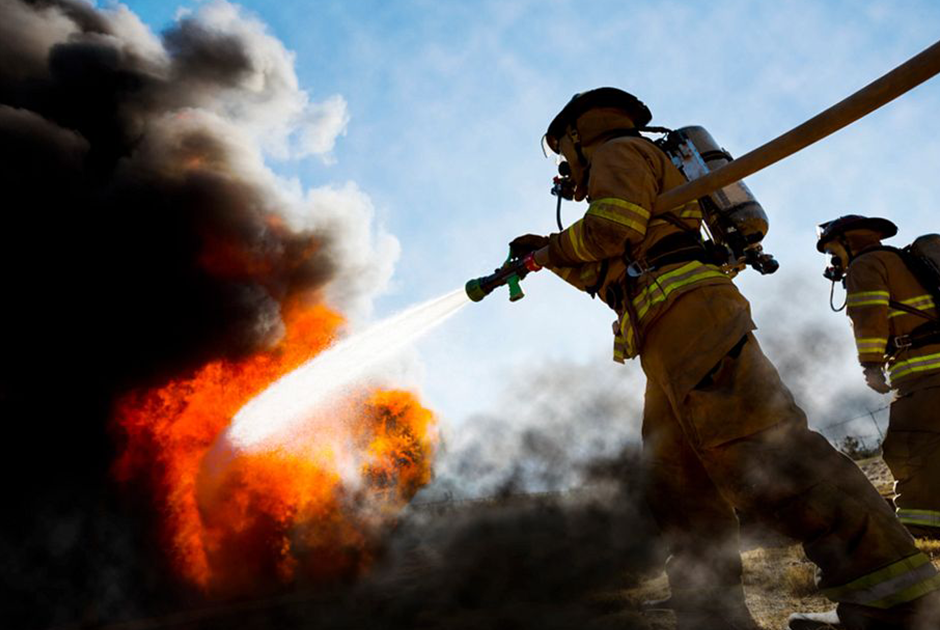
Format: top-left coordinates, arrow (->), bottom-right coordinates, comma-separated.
113,303 -> 438,594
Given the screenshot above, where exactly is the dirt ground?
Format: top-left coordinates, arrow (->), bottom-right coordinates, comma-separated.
615,456 -> 940,630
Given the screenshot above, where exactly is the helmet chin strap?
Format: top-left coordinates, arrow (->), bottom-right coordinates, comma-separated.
567,126 -> 589,167
838,235 -> 855,265
566,126 -> 591,192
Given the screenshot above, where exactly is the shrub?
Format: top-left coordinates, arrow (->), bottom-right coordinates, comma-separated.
838,435 -> 880,461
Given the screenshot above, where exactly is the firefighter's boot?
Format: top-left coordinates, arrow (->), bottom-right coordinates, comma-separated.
787,610 -> 841,630
788,590 -> 940,630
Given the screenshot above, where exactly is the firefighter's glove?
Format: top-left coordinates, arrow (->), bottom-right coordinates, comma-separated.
863,365 -> 891,394
509,234 -> 549,259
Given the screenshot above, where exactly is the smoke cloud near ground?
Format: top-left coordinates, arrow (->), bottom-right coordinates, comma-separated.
423,274 -> 883,505
748,274 -> 889,444
423,358 -> 646,501
290,456 -> 662,630
0,1 -> 396,626
72,447 -> 662,630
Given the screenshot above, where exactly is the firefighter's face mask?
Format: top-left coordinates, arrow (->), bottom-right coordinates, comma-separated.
552,159 -> 576,201
822,242 -> 848,282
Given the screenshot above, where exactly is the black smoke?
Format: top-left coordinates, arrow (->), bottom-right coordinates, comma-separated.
0,1 -> 371,627
751,275 -> 888,443
56,447 -> 663,630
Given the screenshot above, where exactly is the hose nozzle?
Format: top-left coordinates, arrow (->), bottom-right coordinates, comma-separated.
465,277 -> 488,302
465,253 -> 539,302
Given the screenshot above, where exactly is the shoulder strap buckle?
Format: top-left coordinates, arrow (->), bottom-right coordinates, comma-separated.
893,334 -> 913,351
627,259 -> 650,278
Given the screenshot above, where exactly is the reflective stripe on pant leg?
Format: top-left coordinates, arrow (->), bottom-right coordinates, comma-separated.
820,552 -> 940,609
898,509 -> 940,530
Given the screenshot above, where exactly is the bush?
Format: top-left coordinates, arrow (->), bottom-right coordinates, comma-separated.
838,435 -> 880,461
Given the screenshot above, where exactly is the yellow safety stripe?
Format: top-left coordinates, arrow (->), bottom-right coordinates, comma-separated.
872,574 -> 940,609
614,317 -> 637,363
889,351 -> 940,381
676,202 -> 703,219
649,202 -> 702,225
898,509 -> 940,529
611,260 -> 726,364
579,265 -> 598,286
566,220 -> 590,260
889,294 -> 937,318
847,290 -> 890,308
586,203 -> 648,237
855,337 -> 887,354
897,294 -> 934,305
613,334 -> 626,364
821,552 -> 940,609
632,262 -> 727,321
587,197 -> 650,228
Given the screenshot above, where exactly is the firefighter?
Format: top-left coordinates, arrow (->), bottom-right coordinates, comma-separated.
512,88 -> 940,630
817,215 -> 940,541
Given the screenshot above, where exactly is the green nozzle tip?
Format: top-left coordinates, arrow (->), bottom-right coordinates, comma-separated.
465,279 -> 486,302
507,274 -> 524,302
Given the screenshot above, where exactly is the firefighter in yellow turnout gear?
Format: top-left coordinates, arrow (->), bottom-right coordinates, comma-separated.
516,89 -> 940,630
818,215 -> 940,540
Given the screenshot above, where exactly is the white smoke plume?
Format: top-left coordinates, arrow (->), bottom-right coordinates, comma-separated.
424,358 -> 647,500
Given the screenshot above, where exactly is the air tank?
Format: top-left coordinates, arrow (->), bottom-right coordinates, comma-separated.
656,126 -> 777,274
911,234 -> 940,277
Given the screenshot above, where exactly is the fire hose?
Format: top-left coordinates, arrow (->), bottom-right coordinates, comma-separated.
467,37 -> 940,302
654,38 -> 940,214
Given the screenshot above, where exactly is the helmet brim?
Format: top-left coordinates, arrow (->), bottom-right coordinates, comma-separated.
816,217 -> 898,252
545,88 -> 652,153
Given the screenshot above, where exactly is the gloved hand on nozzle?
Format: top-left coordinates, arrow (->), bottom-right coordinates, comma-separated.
509,234 -> 549,259
863,364 -> 891,394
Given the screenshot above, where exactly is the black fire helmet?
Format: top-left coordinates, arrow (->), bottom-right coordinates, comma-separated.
544,87 -> 652,154
816,215 -> 898,252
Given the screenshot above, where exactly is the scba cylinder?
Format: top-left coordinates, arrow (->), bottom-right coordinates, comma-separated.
662,126 -> 769,248
911,234 -> 940,275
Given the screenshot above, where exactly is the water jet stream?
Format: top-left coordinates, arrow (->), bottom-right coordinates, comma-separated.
226,289 -> 468,450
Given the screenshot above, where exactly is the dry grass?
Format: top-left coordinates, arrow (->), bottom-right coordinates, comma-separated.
601,539 -> 940,630
783,564 -> 818,598
599,456 -> 940,629
855,455 -> 895,496
916,538 -> 940,559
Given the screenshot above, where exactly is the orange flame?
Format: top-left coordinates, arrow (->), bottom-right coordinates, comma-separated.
113,303 -> 438,594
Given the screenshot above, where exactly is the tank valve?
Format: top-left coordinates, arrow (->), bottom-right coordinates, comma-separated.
745,246 -> 779,275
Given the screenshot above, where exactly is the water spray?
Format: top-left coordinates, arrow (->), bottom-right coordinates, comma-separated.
226,289 -> 469,450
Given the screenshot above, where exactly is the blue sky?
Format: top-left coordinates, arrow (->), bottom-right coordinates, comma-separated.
119,0 -> 940,442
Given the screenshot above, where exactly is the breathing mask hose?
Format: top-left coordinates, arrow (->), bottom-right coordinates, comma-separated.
830,280 -> 847,312
551,161 -> 574,230
823,252 -> 847,311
